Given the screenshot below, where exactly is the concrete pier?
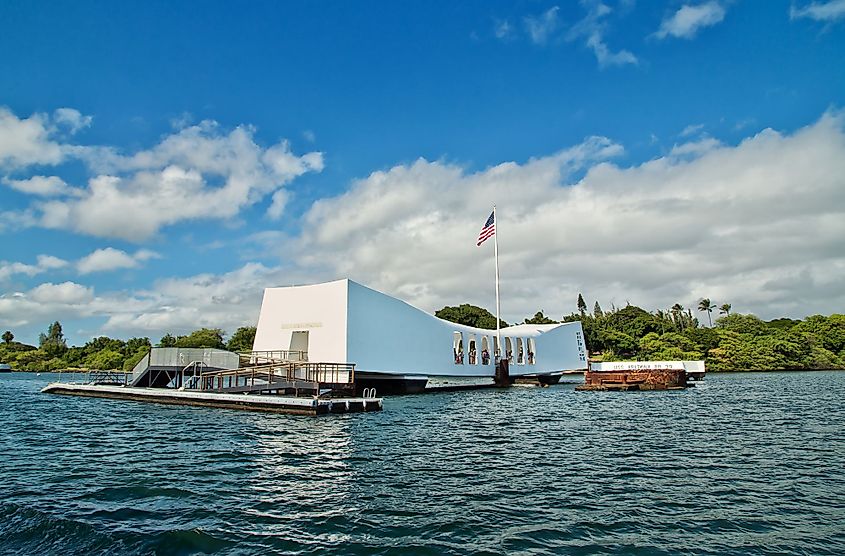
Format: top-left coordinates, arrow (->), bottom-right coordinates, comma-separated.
41,383 -> 382,415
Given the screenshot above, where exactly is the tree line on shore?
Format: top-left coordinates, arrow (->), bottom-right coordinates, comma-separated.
0,324 -> 257,372
2,296 -> 843,372
435,297 -> 845,371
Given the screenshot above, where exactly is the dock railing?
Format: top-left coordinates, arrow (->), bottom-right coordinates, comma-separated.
194,361 -> 355,396
240,350 -> 308,365
54,369 -> 133,386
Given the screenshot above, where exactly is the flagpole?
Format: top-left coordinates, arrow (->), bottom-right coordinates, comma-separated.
493,204 -> 501,361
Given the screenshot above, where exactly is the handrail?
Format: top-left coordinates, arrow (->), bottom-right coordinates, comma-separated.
179,360 -> 207,390
239,350 -> 309,364
193,361 -> 355,392
85,369 -> 132,386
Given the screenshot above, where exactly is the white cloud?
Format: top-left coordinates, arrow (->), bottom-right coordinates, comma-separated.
0,254 -> 69,281
0,108 -> 67,170
0,108 -> 323,241
669,136 -> 721,156
77,247 -> 160,274
52,108 -> 93,133
9,118 -> 325,241
2,175 -> 79,197
4,112 -> 845,340
524,6 -> 560,44
494,19 -> 513,40
568,1 -> 638,67
0,262 -> 296,334
0,208 -> 38,232
655,2 -> 726,40
29,281 -> 94,304
1,247 -> 157,283
289,111 -> 845,322
100,263 -> 282,333
790,0 -> 845,22
36,255 -> 69,270
0,281 -> 96,328
266,189 -> 289,220
0,107 -> 91,171
585,33 -> 638,66
169,112 -> 193,130
680,123 -> 705,137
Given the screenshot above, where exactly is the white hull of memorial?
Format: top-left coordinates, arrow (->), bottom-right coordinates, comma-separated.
253,279 -> 589,393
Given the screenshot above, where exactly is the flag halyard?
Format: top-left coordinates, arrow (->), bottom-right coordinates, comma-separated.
476,211 -> 496,246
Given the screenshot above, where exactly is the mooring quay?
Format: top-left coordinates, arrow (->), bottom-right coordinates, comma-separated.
42,347 -> 383,416
42,382 -> 381,415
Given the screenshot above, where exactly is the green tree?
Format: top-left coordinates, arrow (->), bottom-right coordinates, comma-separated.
716,313 -> 769,335
2,331 -> 13,344
176,328 -> 226,349
125,337 -> 151,355
435,305 -> 507,329
794,314 -> 845,354
523,311 -> 558,325
596,329 -> 638,358
638,332 -> 703,361
83,336 -> 125,356
593,301 -> 603,318
670,303 -> 686,330
227,326 -> 257,352
766,318 -> 800,331
123,349 -> 149,372
719,303 -> 731,316
577,293 -> 587,316
86,349 -> 125,370
62,346 -> 87,368
698,298 -> 716,327
15,349 -> 52,372
39,321 -> 67,357
683,326 -> 720,354
158,333 -> 177,347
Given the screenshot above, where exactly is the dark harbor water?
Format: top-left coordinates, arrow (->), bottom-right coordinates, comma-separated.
1,371 -> 844,555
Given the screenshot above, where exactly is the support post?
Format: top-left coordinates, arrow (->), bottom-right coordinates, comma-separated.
493,205 -> 501,362
495,358 -> 510,387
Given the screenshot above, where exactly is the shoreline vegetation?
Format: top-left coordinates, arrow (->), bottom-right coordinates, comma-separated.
0,325 -> 257,374
2,297 -> 843,373
435,297 -> 845,372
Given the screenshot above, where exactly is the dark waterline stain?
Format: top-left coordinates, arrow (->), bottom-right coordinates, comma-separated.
1,372 -> 844,555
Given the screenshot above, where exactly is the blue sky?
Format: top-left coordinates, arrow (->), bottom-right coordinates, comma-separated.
1,0 -> 844,345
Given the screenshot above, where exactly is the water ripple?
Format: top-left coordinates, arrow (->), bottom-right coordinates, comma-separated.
1,371 -> 844,554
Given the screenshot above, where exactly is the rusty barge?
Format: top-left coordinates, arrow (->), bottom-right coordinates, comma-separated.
576,360 -> 705,391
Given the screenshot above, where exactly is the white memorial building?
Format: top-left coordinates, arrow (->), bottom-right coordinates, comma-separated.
253,279 -> 588,393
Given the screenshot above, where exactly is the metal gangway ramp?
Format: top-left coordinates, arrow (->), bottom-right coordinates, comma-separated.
130,347 -> 241,387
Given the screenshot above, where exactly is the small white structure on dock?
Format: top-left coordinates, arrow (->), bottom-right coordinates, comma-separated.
253,279 -> 588,392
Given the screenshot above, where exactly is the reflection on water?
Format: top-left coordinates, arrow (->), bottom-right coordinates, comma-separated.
1,371 -> 844,554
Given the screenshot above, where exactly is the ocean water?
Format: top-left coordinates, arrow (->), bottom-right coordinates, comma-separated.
1,371 -> 844,556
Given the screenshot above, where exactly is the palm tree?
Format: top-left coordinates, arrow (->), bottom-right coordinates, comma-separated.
698,298 -> 716,327
670,303 -> 684,330
655,310 -> 669,334
719,303 -> 731,316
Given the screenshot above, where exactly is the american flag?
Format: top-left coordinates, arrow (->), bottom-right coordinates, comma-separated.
476,211 -> 495,246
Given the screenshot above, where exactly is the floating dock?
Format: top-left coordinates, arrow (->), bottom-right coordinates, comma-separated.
41,382 -> 382,415
42,349 -> 381,416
